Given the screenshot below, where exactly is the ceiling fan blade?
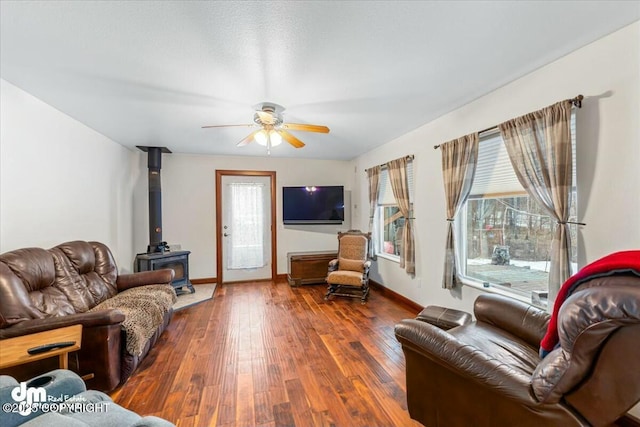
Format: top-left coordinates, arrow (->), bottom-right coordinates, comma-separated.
202,124 -> 254,129
279,130 -> 305,148
281,123 -> 329,133
257,111 -> 276,125
237,131 -> 259,147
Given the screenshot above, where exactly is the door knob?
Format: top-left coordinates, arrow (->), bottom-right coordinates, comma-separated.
223,233 -> 230,237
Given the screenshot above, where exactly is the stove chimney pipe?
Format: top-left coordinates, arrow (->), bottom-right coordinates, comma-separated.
137,146 -> 172,253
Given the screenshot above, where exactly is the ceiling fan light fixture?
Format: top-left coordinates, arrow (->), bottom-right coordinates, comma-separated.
255,130 -> 268,146
269,130 -> 283,146
202,101 -> 328,150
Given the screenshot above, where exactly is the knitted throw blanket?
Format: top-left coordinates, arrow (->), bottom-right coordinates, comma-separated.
89,284 -> 177,356
540,250 -> 640,357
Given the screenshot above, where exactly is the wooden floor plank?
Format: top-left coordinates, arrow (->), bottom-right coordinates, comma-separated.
112,280 -> 422,426
196,384 -> 221,426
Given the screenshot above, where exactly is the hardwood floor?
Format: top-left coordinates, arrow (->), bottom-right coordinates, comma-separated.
110,280 -> 422,427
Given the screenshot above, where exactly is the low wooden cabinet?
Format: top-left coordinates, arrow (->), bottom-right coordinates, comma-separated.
287,251 -> 338,286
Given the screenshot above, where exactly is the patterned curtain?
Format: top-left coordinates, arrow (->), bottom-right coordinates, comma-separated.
499,100 -> 573,304
387,158 -> 415,275
227,182 -> 266,269
366,166 -> 381,258
440,133 -> 479,289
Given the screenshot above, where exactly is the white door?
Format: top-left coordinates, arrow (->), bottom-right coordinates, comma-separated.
221,175 -> 272,282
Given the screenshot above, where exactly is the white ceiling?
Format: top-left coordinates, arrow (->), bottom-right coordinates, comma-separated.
1,1 -> 638,160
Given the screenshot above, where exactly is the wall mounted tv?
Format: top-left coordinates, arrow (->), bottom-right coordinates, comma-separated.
282,186 -> 344,225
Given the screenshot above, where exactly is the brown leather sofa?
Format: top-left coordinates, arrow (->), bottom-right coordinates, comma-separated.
395,275 -> 640,427
0,241 -> 176,392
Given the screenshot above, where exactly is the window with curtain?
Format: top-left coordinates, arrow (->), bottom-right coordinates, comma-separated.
374,161 -> 414,260
227,182 -> 267,269
456,113 -> 577,306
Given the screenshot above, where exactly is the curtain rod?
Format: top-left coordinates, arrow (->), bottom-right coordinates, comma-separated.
364,154 -> 414,172
432,94 -> 584,150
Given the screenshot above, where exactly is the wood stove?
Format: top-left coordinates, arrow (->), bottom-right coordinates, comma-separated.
135,250 -> 194,295
135,146 -> 194,294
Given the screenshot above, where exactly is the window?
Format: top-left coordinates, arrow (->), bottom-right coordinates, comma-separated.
457,114 -> 577,306
375,162 -> 414,259
227,182 -> 267,269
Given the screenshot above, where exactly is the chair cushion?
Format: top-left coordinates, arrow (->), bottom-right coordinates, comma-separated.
339,257 -> 364,273
327,270 -> 363,287
18,387 -> 176,427
450,322 -> 540,377
338,235 -> 368,260
0,242 -> 118,327
531,280 -> 640,403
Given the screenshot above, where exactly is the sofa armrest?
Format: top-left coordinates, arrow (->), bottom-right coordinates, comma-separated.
395,319 -> 536,404
117,269 -> 174,292
0,310 -> 125,339
473,293 -> 550,347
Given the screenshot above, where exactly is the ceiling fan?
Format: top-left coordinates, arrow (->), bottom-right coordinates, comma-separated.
202,102 -> 329,153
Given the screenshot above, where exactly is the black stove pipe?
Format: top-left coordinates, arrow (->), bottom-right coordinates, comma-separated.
137,145 -> 172,253
148,147 -> 163,251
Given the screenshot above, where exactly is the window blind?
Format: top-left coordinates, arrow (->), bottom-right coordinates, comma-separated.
378,160 -> 414,206
470,112 -> 576,198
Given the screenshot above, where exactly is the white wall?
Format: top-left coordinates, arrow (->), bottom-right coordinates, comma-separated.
132,153 -> 353,279
0,79 -> 139,270
352,22 -> 640,314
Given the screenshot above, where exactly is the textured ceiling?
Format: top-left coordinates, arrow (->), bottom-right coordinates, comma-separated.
1,1 -> 638,160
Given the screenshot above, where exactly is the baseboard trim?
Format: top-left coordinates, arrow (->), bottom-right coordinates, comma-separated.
191,277 -> 216,285
369,279 -> 422,314
196,274 -> 287,285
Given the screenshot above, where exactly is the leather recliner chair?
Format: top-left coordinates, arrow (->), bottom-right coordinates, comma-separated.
0,241 -> 176,392
395,275 -> 640,427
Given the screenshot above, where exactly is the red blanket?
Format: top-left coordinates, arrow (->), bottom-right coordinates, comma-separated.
540,250 -> 640,356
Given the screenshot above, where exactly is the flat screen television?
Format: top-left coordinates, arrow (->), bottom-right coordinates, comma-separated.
283,186 -> 344,224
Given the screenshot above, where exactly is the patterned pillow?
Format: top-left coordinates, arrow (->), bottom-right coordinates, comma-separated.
339,257 -> 364,273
